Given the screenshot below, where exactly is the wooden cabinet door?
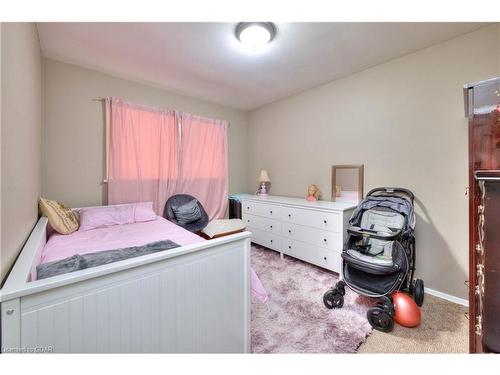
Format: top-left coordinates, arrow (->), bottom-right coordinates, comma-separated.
482,181 -> 500,353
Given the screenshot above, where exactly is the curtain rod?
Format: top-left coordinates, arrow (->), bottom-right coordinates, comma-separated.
91,97 -> 230,127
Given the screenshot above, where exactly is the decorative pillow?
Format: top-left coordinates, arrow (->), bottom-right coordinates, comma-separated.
38,197 -> 80,235
172,199 -> 202,225
134,202 -> 157,222
79,202 -> 157,231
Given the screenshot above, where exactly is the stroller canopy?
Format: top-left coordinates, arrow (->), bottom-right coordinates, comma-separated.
349,195 -> 415,230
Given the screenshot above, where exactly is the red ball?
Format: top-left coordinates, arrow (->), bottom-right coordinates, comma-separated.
391,291 -> 421,327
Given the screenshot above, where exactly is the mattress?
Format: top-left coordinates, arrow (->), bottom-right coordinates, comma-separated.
34,216 -> 204,280
33,216 -> 269,303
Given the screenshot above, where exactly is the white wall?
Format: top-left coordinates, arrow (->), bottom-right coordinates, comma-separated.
42,59 -> 249,208
247,25 -> 500,299
1,23 -> 42,283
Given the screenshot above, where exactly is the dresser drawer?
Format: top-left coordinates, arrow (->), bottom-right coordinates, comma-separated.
283,238 -> 341,273
242,200 -> 282,220
281,206 -> 340,232
282,222 -> 341,251
247,226 -> 282,252
242,213 -> 282,235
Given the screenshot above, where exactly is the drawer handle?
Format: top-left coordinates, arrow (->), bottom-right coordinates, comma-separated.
247,219 -> 250,223
270,225 -> 273,229
288,214 -> 291,218
288,245 -> 291,249
247,206 -> 250,210
323,220 -> 327,224
270,240 -> 273,243
323,257 -> 327,261
270,210 -> 273,214
288,230 -> 292,234
323,238 -> 327,242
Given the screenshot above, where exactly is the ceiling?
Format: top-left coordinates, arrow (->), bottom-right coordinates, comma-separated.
37,22 -> 488,110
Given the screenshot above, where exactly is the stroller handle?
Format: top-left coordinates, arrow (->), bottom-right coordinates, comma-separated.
366,187 -> 414,202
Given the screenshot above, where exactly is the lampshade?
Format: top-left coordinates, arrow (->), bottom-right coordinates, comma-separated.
259,170 -> 271,183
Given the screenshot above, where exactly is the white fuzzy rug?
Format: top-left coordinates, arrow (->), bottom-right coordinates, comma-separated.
251,245 -> 373,353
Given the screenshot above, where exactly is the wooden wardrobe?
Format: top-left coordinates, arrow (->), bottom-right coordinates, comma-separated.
465,77 -> 500,353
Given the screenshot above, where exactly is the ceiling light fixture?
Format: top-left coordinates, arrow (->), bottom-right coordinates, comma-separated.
236,22 -> 276,49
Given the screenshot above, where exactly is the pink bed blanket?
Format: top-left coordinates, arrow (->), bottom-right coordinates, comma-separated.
36,216 -> 268,303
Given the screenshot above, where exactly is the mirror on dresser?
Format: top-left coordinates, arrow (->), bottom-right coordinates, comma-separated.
331,164 -> 364,204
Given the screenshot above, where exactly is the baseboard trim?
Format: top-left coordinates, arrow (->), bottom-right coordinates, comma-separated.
425,287 -> 469,307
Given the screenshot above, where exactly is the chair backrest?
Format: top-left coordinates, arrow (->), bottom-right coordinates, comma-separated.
163,194 -> 209,225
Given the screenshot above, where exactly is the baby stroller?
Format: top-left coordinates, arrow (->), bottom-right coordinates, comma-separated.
323,187 -> 424,332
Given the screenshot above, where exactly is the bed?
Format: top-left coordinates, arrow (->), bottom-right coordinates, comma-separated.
0,207 -> 256,353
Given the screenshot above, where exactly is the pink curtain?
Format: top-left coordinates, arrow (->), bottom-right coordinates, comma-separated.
107,98 -> 179,214
177,112 -> 229,219
107,98 -> 229,219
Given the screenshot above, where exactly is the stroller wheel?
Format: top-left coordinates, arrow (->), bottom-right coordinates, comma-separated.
377,295 -> 395,317
413,279 -> 424,307
323,289 -> 344,309
367,307 -> 395,333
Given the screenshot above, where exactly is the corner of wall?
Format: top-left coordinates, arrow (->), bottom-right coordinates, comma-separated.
39,38 -> 47,200
0,22 -> 43,284
242,109 -> 252,194
244,109 -> 255,194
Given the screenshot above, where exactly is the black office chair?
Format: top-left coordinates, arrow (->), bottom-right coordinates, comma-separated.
163,194 -> 209,233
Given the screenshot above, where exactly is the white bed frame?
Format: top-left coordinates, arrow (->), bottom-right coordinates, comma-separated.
0,216 -> 252,353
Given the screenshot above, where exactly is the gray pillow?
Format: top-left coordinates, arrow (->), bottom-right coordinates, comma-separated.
172,199 -> 202,225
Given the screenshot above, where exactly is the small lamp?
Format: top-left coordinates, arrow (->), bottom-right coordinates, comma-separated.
258,170 -> 271,196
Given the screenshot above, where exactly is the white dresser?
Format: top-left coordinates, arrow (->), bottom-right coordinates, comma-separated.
240,194 -> 356,273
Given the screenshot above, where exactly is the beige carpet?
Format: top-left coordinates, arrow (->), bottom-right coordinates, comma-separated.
357,294 -> 468,353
